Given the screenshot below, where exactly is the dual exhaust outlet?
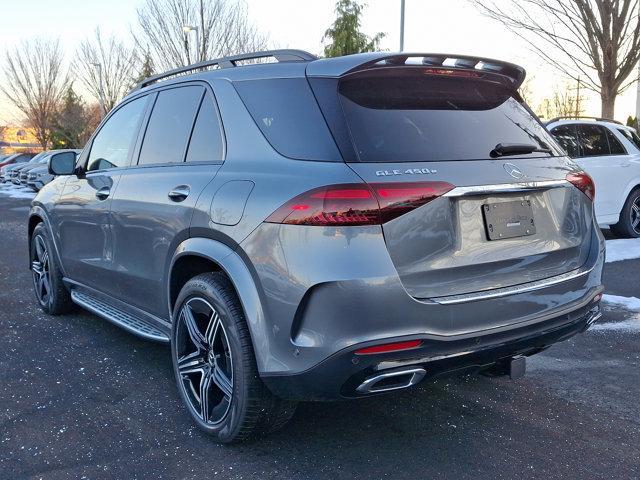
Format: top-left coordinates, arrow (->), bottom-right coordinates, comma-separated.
356,367 -> 427,394
356,355 -> 530,394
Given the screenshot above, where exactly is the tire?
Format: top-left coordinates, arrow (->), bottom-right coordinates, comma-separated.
611,188 -> 640,238
30,223 -> 73,314
171,272 -> 296,443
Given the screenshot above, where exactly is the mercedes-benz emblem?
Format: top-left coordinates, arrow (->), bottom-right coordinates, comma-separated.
503,163 -> 525,179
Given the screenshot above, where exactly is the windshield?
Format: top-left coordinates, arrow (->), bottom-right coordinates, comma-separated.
28,152 -> 47,163
618,128 -> 640,150
338,69 -> 560,163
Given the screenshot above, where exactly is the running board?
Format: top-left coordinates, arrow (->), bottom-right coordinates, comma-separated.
71,290 -> 170,343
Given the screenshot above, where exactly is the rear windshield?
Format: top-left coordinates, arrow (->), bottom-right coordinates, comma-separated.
338,69 -> 558,162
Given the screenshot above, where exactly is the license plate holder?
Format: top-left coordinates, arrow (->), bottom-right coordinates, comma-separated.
482,200 -> 536,240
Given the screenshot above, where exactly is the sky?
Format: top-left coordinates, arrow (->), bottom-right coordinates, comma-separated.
0,0 -> 638,124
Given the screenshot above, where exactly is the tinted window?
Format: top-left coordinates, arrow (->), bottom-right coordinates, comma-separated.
337,70 -> 558,162
550,125 -> 580,158
604,128 -> 626,154
186,94 -> 224,162
138,86 -> 204,165
577,124 -> 610,157
234,78 -> 341,161
88,96 -> 147,171
618,128 -> 640,149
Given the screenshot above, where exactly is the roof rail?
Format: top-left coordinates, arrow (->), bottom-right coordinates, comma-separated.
545,115 -> 623,125
133,49 -> 317,91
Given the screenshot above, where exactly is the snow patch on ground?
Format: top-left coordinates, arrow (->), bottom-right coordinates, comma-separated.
590,317 -> 640,333
602,294 -> 640,311
605,238 -> 640,263
0,184 -> 36,200
590,294 -> 640,333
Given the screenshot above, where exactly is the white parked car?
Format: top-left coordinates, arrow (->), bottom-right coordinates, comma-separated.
547,117 -> 640,237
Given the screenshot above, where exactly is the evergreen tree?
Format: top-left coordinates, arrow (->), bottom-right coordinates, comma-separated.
322,0 -> 385,58
50,85 -> 91,149
133,51 -> 155,85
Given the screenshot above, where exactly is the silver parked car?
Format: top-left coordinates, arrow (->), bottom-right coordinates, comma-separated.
28,50 -> 605,443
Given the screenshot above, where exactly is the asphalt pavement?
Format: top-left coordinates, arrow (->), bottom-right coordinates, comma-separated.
0,191 -> 638,480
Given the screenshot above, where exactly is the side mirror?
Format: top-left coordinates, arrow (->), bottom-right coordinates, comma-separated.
48,151 -> 77,176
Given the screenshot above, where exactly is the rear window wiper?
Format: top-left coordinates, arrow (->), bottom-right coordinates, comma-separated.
490,143 -> 552,158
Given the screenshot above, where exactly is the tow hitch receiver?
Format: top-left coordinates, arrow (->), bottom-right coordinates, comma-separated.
508,355 -> 526,380
482,355 -> 527,379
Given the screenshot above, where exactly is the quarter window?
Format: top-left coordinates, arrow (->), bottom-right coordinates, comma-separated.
138,86 -> 204,165
550,125 -> 580,158
604,128 -> 626,154
186,94 -> 224,162
87,96 -> 148,171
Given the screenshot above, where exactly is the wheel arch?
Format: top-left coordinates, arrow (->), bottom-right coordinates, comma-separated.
167,237 -> 272,373
27,206 -> 66,276
619,178 -> 640,212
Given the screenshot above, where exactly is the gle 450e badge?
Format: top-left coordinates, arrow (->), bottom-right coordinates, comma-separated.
376,168 -> 438,176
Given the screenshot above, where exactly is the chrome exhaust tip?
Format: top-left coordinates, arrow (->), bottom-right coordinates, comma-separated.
356,367 -> 426,394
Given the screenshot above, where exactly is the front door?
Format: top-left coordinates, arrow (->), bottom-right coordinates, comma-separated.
53,95 -> 149,297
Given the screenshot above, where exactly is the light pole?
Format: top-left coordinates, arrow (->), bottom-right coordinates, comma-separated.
635,62 -> 640,131
91,62 -> 106,116
182,25 -> 201,63
400,0 -> 406,52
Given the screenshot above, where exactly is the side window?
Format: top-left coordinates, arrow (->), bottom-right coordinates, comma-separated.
185,94 -> 224,162
604,128 -> 626,155
87,96 -> 147,171
577,124 -> 610,157
138,86 -> 204,165
550,125 -> 580,158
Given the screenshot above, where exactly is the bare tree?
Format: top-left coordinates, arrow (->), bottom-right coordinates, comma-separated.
535,83 -> 586,118
471,0 -> 640,119
133,0 -> 268,72
518,76 -> 536,105
1,38 -> 68,149
74,28 -> 139,114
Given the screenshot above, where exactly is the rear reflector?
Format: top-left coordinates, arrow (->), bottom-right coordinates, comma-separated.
355,340 -> 423,355
566,171 -> 595,201
265,181 -> 454,226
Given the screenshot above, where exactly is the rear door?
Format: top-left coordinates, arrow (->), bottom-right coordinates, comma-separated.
315,68 -> 593,299
574,123 -> 625,217
109,83 -> 224,318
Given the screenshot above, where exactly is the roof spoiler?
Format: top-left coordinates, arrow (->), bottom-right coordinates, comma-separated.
307,52 -> 526,90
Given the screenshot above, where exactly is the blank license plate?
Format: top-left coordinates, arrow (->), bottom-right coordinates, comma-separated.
482,200 -> 536,240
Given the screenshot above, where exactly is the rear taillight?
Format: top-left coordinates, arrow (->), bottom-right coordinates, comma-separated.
265,181 -> 454,226
566,171 -> 595,201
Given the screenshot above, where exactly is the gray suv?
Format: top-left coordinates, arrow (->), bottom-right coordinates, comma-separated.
29,50 -> 605,443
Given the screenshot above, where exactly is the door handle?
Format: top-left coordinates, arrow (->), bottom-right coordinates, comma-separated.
96,186 -> 111,200
168,185 -> 190,202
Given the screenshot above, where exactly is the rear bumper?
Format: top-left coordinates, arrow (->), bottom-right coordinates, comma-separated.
262,288 -> 603,401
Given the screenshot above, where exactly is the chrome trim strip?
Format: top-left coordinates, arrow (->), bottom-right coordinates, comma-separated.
428,266 -> 594,305
356,367 -> 426,394
444,179 -> 569,197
